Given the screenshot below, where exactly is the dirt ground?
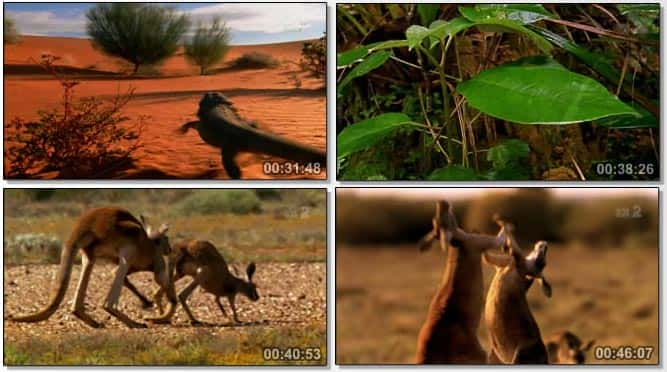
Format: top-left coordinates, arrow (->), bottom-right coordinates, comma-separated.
4,262 -> 325,338
3,36 -> 326,179
336,244 -> 659,365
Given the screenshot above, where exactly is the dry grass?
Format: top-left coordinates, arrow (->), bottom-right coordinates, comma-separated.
336,244 -> 658,365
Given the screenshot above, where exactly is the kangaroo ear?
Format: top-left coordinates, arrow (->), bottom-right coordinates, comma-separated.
582,339 -> 595,352
158,223 -> 169,234
539,276 -> 552,298
140,215 -> 148,227
247,262 -> 256,281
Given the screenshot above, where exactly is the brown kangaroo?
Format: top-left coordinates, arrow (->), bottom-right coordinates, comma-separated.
546,331 -> 594,364
415,201 -> 509,364
11,207 -> 177,328
484,219 -> 551,364
152,239 -> 259,324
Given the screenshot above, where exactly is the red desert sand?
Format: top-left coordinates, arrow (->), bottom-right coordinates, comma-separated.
4,36 -> 326,179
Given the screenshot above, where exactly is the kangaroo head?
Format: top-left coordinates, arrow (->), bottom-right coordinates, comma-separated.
239,262 -> 259,302
554,331 -> 595,364
489,217 -> 551,298
141,215 -> 171,256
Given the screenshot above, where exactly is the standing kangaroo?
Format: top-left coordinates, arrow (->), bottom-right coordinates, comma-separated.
178,92 -> 326,179
152,239 -> 259,324
415,201 -> 509,364
484,219 -> 551,364
11,207 -> 178,328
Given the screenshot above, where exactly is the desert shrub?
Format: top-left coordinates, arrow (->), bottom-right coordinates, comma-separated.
174,190 -> 262,215
229,52 -> 279,69
4,233 -> 62,264
463,189 -> 561,244
86,3 -> 189,74
185,17 -> 231,75
4,15 -> 19,44
4,55 -> 145,179
300,35 -> 326,78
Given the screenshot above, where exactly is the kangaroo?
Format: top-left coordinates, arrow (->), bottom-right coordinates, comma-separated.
10,207 -> 178,328
415,201 -> 509,364
546,331 -> 594,364
178,92 -> 326,179
152,239 -> 259,324
484,218 -> 551,364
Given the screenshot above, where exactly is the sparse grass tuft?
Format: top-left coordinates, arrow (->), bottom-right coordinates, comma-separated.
229,52 -> 279,70
4,327 -> 326,365
174,190 -> 262,215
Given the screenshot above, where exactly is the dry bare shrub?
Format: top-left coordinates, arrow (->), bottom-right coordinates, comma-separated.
4,55 -> 145,179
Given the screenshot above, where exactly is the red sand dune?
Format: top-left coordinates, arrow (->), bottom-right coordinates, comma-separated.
3,36 -> 327,179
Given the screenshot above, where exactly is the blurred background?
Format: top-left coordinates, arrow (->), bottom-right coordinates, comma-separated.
336,188 -> 658,364
4,188 -> 327,264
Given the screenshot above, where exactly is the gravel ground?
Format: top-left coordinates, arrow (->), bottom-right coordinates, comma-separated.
4,262 -> 326,341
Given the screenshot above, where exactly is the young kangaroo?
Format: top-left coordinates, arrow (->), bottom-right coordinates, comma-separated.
415,201 -> 509,364
153,239 -> 259,324
11,207 -> 178,328
546,331 -> 594,364
484,218 -> 551,364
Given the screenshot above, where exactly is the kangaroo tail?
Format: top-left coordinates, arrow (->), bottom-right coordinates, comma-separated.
11,240 -> 79,322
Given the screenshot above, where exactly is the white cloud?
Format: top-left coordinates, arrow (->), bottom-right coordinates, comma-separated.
186,3 -> 325,34
6,10 -> 87,35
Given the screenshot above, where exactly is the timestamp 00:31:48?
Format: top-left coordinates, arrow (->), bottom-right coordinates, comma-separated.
263,161 -> 323,176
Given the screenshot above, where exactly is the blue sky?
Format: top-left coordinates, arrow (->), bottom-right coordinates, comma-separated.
3,3 -> 326,45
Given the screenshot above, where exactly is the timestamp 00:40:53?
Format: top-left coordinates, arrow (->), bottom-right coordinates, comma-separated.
263,347 -> 323,362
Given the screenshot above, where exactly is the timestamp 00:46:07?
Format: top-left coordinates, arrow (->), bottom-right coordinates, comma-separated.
594,346 -> 654,361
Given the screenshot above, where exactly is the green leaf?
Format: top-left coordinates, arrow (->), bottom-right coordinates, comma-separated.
428,166 -> 478,180
616,4 -> 659,14
406,25 -> 430,50
460,4 -> 555,24
337,40 -> 409,67
529,26 -> 620,84
487,139 -> 530,168
337,51 -> 392,95
417,4 -> 440,26
596,106 -> 658,129
337,113 -> 413,158
458,5 -> 553,53
456,57 -> 640,124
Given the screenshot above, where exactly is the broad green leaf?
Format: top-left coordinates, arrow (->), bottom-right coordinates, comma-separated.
456,57 -> 640,124
596,106 -> 658,128
458,5 -> 553,53
337,51 -> 391,95
487,139 -> 530,168
529,26 -> 620,84
428,166 -> 478,180
459,4 -> 554,24
337,113 -> 413,158
417,4 -> 440,26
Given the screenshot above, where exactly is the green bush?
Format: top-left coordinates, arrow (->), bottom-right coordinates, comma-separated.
185,17 -> 231,75
300,36 -> 326,78
174,190 -> 262,215
86,4 -> 190,74
229,52 -> 279,70
4,16 -> 19,44
4,233 -> 63,264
